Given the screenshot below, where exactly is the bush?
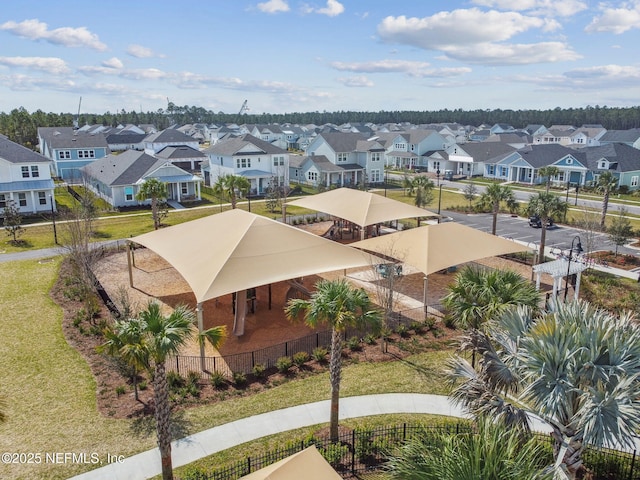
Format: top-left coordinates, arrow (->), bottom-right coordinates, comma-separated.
292,351 -> 310,368
364,333 -> 378,345
232,371 -> 247,388
347,336 -> 363,351
410,321 -> 426,334
166,371 -> 186,392
424,317 -> 437,331
276,356 -> 293,373
115,385 -> 126,396
312,347 -> 328,363
442,315 -> 457,329
186,370 -> 201,388
395,324 -> 410,338
138,381 -> 147,391
252,363 -> 266,379
210,371 -> 227,389
320,443 -> 349,466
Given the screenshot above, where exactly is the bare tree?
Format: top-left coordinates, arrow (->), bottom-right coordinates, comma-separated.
572,206 -> 602,257
2,199 -> 24,244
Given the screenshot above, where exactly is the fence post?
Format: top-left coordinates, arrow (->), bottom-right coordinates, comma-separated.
351,429 -> 356,475
316,333 -> 319,348
176,356 -> 179,374
403,423 -> 407,441
251,351 -> 255,369
628,450 -> 636,480
247,456 -> 251,475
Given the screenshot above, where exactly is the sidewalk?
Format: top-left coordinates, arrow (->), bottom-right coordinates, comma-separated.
64,393 -> 474,480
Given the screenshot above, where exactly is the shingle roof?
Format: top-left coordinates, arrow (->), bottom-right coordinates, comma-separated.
80,150 -> 166,186
38,127 -> 109,149
600,129 -> 640,143
0,135 -> 52,164
316,132 -> 369,152
582,143 -> 640,172
516,144 -> 582,168
203,134 -> 287,156
156,145 -> 206,160
144,129 -> 198,144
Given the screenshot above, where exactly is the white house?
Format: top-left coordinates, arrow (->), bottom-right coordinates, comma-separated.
201,134 -> 289,195
0,134 -> 56,215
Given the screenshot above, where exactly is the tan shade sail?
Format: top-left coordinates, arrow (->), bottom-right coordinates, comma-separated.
131,209 -> 377,302
239,446 -> 342,480
286,187 -> 436,227
351,222 -> 531,276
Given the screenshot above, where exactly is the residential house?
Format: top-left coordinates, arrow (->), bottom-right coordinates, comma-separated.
37,127 -> 110,181
523,124 -> 548,137
370,129 -> 448,170
304,132 -> 368,186
201,134 -> 289,195
448,142 -> 516,178
571,124 -> 606,147
80,150 -> 202,208
599,128 -> 640,149
484,132 -> 532,149
143,129 -> 200,155
489,123 -> 516,134
155,145 -> 207,172
105,132 -> 147,152
0,134 -> 56,214
533,126 -> 576,146
583,143 -> 640,190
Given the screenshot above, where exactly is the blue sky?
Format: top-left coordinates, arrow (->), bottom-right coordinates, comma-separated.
1,0 -> 640,116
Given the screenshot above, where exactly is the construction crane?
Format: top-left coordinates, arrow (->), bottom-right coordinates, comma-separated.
239,100 -> 249,115
73,96 -> 82,129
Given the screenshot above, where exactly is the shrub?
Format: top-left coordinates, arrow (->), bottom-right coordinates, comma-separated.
320,443 -> 349,466
364,333 -> 378,345
292,351 -> 310,368
442,315 -> 457,329
252,363 -> 266,379
424,317 -> 437,331
232,371 -> 247,388
115,385 -> 126,396
395,324 -> 410,338
312,347 -> 328,363
186,370 -> 201,388
347,336 -> 363,351
210,371 -> 227,389
166,371 -> 186,392
138,381 -> 147,391
276,356 -> 293,373
410,321 -> 426,334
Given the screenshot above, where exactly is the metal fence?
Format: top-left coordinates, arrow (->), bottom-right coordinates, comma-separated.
167,304 -> 446,378
178,422 -> 640,480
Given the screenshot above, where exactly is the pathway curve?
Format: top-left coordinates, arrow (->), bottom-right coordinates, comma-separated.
68,393 -> 551,480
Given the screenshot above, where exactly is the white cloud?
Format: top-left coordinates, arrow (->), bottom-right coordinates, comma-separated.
471,0 -> 587,17
585,2 -> 640,34
337,76 -> 374,87
102,57 -> 123,69
0,56 -> 70,74
126,44 -> 164,58
256,0 -> 290,13
316,0 -> 345,17
442,41 -> 581,65
330,59 -> 471,77
0,19 -> 107,51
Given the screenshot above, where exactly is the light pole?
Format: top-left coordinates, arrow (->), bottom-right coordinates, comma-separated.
563,235 -> 583,301
437,184 -> 443,223
50,194 -> 58,245
436,169 -> 440,187
575,184 -> 579,206
384,169 -> 388,197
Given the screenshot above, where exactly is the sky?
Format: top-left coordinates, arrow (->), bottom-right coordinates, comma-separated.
1,0 -> 640,116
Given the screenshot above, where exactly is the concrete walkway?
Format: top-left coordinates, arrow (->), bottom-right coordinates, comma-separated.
69,393 -> 553,480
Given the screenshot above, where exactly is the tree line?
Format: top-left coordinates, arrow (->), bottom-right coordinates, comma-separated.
2,103 -> 640,150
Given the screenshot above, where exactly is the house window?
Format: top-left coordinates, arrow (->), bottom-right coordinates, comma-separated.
18,193 -> 27,207
558,172 -> 565,182
78,150 -> 95,159
308,171 -> 318,181
58,150 -> 71,159
370,169 -> 381,182
632,176 -> 639,187
566,158 -> 573,165
500,166 -> 508,177
181,183 -> 188,195
21,166 -> 29,178
38,192 -> 47,205
371,152 -> 381,162
433,161 -> 440,171
124,186 -> 134,202
337,153 -> 348,163
236,158 -> 251,168
0,194 -> 5,208
393,143 -> 405,150
273,156 -> 284,166
31,166 -> 39,178
599,161 -> 607,169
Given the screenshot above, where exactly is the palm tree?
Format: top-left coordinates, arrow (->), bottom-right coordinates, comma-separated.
410,176 -> 434,209
443,266 -> 540,367
100,301 -> 226,480
212,174 -> 250,209
527,192 -> 567,264
136,178 -> 168,230
449,301 -> 640,480
537,166 -> 560,193
596,171 -> 618,230
285,279 -> 382,442
478,183 -> 517,235
386,416 -> 553,480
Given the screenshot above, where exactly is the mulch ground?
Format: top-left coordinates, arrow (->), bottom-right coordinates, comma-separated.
51,220 -> 554,420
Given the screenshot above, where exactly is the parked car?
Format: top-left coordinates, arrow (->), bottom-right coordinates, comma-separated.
528,215 -> 553,228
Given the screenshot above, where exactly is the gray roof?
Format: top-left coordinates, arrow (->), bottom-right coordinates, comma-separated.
38,127 -> 109,149
105,133 -> 147,144
457,142 -> 516,161
203,134 -> 287,156
582,143 -> 640,172
516,144 -> 582,168
316,132 -> 369,152
144,129 -> 197,144
156,145 -> 206,160
600,128 -> 640,143
81,150 -> 167,186
0,135 -> 52,164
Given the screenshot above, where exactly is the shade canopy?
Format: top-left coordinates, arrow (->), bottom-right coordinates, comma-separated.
351,222 -> 531,276
239,446 -> 342,480
131,209 -> 377,303
286,187 -> 436,227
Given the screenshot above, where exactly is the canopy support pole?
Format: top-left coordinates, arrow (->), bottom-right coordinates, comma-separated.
423,275 -> 428,315
197,302 -> 205,371
126,241 -> 134,288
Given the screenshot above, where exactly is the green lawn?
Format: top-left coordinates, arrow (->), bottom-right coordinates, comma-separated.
0,257 -> 454,479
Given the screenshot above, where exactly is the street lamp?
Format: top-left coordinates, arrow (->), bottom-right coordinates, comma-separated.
384,169 -> 388,197
563,235 -> 583,301
50,194 -> 58,245
436,169 -> 441,187
575,184 -> 579,206
437,184 -> 443,223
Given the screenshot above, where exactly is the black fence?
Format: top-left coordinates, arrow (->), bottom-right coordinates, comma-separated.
179,422 -> 640,480
167,304 -> 446,378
